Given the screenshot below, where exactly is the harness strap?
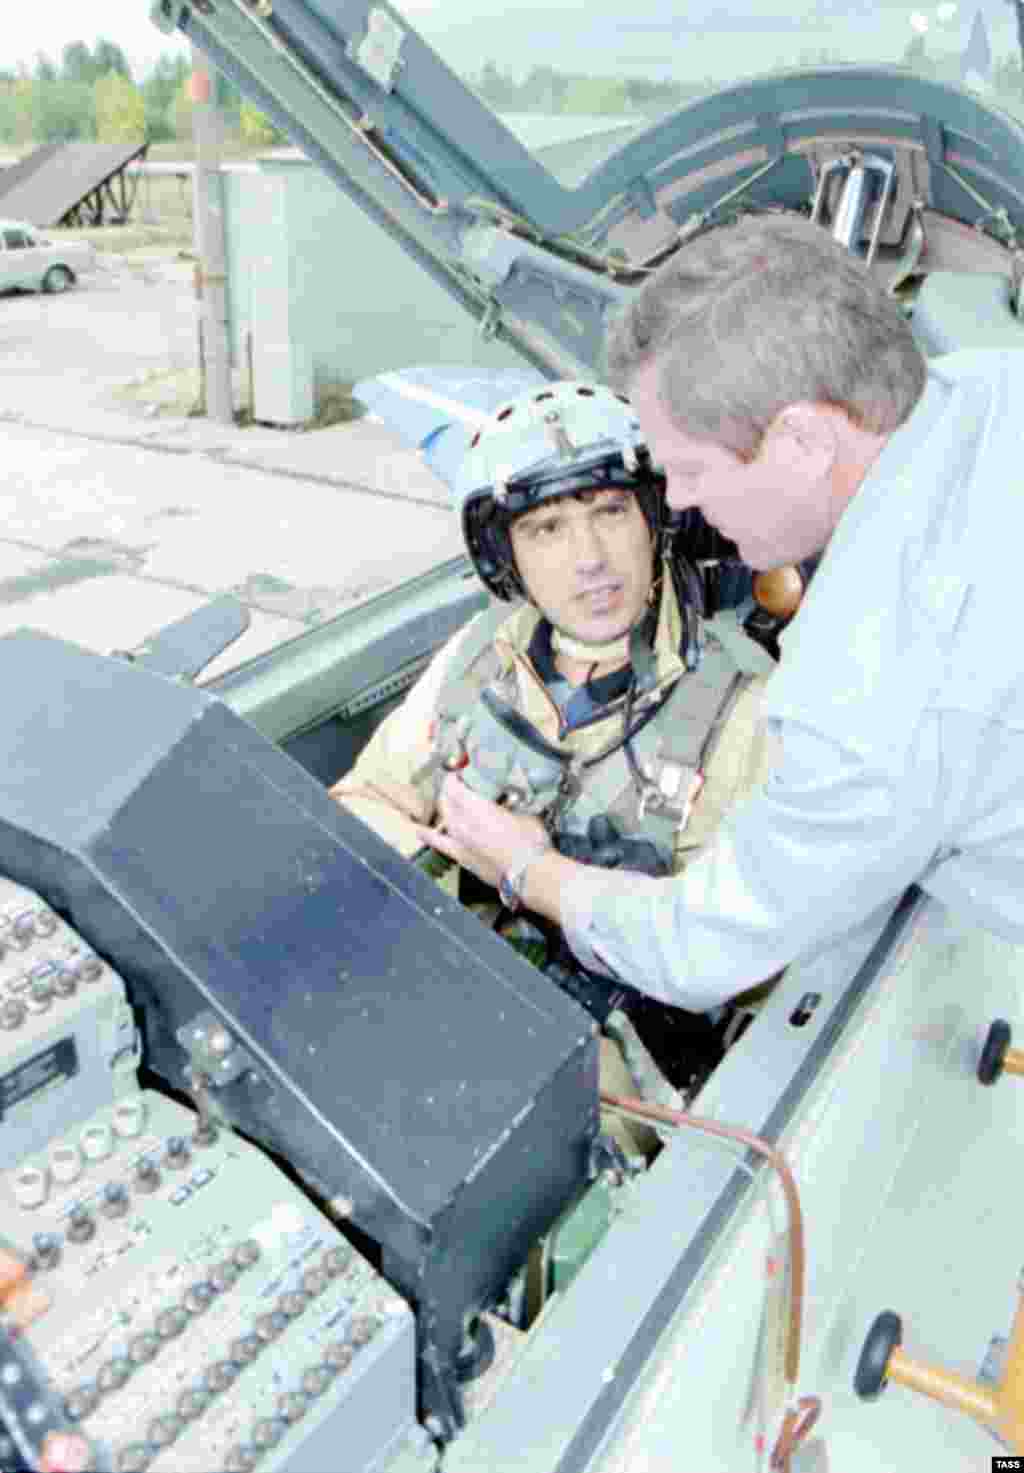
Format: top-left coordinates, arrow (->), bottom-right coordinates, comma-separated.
433,604 -> 753,860
573,641 -> 746,851
435,597 -> 510,716
704,609 -> 776,676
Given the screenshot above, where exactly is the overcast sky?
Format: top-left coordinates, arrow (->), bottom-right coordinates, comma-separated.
7,0 -> 188,77
6,0 -> 1013,88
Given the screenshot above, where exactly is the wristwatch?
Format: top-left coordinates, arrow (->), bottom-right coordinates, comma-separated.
498,839 -> 553,913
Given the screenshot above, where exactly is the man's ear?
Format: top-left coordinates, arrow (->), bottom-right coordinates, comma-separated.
765,403 -> 839,481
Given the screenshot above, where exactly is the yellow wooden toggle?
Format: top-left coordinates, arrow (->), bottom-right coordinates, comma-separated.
857,1287 -> 1024,1453
1004,1046 -> 1024,1078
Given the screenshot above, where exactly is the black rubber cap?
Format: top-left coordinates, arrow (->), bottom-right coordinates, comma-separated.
978,1019 -> 1012,1086
854,1311 -> 903,1400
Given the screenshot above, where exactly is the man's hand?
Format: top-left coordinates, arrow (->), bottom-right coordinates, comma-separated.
414,773 -> 550,890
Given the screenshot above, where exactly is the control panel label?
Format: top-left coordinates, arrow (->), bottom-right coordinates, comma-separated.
0,1038 -> 78,1120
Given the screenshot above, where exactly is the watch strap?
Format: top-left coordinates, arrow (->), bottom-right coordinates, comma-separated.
498,839 -> 553,913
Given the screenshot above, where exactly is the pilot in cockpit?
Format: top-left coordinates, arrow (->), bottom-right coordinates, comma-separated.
424,213 -> 1024,1028
328,378 -> 778,1126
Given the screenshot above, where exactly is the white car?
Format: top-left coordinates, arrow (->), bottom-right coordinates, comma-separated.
0,219 -> 96,294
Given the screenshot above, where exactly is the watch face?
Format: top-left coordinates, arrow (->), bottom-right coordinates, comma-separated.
498,873 -> 519,911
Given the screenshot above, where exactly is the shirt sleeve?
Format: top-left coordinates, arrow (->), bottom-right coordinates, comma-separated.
328,613 -> 489,855
561,712 -> 946,1011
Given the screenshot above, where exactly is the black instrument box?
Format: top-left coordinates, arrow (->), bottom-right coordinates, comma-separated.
0,630 -> 598,1423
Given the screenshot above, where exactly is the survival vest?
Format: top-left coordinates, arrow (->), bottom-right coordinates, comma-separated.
430,562 -> 766,869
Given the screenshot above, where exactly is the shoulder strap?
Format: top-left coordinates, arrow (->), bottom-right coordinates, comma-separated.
703,610 -> 777,676
436,598 -> 513,719
568,642 -> 750,853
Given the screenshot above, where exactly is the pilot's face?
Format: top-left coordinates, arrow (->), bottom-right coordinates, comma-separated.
509,488 -> 654,647
631,360 -> 837,572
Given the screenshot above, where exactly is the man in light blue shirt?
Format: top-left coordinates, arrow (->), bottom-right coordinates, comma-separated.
417,214 -> 1024,1012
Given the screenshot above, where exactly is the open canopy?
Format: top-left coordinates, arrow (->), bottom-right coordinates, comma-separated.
151,0 -> 1024,377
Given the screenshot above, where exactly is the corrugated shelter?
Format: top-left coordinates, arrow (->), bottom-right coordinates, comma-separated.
0,141 -> 149,227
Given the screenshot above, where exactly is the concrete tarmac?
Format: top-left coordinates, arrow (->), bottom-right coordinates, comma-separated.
0,251 -> 462,681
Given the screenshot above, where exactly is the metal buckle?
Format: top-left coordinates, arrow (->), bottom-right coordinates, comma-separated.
636,759 -> 703,826
544,761 -> 583,835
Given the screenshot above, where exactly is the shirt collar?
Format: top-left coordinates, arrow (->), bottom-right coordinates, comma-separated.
527,616 -> 635,706
844,373 -> 954,525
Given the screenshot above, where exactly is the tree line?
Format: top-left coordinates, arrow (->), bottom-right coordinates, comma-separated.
0,47 -> 732,152
475,52 -> 1024,117
4,39 -> 1023,154
471,64 -> 714,117
0,39 -> 284,148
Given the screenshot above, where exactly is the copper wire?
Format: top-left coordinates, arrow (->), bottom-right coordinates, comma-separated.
600,1092 -> 822,1468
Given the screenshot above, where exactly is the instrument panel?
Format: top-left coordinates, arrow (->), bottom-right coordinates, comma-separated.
0,875 -> 416,1473
0,628 -> 598,1461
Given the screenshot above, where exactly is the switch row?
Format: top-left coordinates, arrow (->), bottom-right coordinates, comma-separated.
219,1326 -> 379,1472
98,1245 -> 375,1472
0,907 -> 60,962
119,1337 -> 361,1473
0,955 -> 105,1025
63,1239 -> 263,1423
28,1162 -> 220,1263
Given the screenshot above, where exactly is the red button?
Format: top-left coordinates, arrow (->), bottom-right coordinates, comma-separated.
40,1432 -> 93,1472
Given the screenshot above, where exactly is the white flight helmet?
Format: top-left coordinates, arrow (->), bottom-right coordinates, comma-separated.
454,380 -> 664,600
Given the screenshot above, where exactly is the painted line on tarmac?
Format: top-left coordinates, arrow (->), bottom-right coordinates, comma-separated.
0,534 -> 292,630
0,413 -> 451,514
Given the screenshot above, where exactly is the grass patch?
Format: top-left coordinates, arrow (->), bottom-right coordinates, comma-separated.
232,380 -> 365,431
145,140 -> 268,164
112,365 -> 202,418
51,174 -> 195,253
62,222 -> 193,254
310,381 -> 364,430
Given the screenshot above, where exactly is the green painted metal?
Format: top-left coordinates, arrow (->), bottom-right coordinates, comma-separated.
548,1179 -> 617,1296
151,0 -> 1024,376
208,554 -> 485,742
